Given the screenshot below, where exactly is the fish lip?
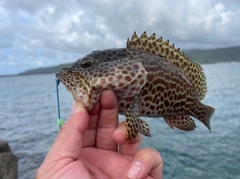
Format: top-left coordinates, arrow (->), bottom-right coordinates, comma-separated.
55,67 -> 70,80
55,68 -> 93,109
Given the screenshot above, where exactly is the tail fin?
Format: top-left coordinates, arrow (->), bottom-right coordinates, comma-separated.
193,102 -> 215,131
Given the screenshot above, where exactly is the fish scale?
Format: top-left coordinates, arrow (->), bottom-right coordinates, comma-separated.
56,32 -> 215,140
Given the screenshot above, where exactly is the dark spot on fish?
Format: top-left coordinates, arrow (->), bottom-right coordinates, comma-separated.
108,76 -> 113,82
149,60 -> 158,66
130,72 -> 135,77
133,41 -> 137,47
152,88 -> 156,94
100,78 -> 106,85
140,79 -> 145,85
126,66 -> 132,71
176,55 -> 179,60
122,70 -> 128,74
109,68 -> 115,72
104,73 -> 110,77
133,64 -> 139,70
150,105 -> 155,110
143,40 -> 147,47
125,76 -> 132,82
117,74 -> 123,80
144,96 -> 152,102
164,100 -> 169,107
148,43 -> 152,48
118,82 -> 125,87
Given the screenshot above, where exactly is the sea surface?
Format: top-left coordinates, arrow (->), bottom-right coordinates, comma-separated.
0,62 -> 240,179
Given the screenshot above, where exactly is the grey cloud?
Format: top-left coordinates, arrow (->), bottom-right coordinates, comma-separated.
0,40 -> 12,49
2,0 -> 49,14
0,0 -> 240,74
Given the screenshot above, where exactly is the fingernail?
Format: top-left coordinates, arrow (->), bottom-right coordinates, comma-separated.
71,102 -> 84,113
115,125 -> 126,134
127,161 -> 142,179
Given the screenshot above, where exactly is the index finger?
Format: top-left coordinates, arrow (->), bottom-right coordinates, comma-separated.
96,90 -> 119,151
82,90 -> 119,150
42,102 -> 89,163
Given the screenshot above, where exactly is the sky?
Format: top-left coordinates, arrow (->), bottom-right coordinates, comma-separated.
0,0 -> 240,75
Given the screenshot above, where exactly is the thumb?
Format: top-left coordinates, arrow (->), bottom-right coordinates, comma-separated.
127,148 -> 163,179
44,102 -> 89,162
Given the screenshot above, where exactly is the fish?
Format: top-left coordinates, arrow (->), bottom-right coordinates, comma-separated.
55,31 -> 215,140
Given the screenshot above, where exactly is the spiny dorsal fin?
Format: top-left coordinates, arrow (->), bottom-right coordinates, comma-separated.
157,37 -> 163,43
126,32 -> 207,100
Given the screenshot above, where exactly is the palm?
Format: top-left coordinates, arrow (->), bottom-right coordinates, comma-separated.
57,148 -> 134,179
52,96 -> 142,178
36,91 -> 162,179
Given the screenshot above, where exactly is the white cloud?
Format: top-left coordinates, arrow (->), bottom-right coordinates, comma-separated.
32,60 -> 43,67
0,0 -> 240,75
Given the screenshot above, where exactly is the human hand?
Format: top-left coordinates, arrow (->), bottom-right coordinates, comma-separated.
36,91 -> 163,179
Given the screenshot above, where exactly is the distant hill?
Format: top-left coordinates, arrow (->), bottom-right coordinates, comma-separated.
19,45 -> 240,75
18,63 -> 73,75
183,46 -> 240,64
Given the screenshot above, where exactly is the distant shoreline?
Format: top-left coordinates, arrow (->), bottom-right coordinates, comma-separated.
1,61 -> 239,78
0,72 -> 56,78
0,74 -> 17,78
1,45 -> 240,77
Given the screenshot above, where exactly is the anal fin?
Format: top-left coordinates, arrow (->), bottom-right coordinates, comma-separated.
139,118 -> 151,137
164,116 -> 196,131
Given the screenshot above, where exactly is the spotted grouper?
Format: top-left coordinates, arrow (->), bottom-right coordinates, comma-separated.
56,32 -> 215,140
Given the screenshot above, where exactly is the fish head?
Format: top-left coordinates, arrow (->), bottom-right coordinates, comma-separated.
56,49 -> 148,110
56,66 -> 97,110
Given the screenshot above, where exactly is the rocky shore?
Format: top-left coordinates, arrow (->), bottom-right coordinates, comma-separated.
0,140 -> 18,179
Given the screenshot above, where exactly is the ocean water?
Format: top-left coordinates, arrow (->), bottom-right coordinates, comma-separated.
0,63 -> 240,179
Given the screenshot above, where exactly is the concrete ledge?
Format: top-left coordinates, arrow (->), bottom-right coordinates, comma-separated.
0,140 -> 10,153
0,140 -> 18,179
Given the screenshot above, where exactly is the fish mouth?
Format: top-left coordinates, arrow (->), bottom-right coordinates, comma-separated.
55,68 -> 93,109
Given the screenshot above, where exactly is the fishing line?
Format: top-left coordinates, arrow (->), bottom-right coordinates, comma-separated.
55,79 -> 64,128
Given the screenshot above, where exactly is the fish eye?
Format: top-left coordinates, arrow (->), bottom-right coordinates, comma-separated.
81,60 -> 92,68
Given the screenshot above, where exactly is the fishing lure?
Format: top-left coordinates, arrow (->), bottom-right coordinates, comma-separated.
55,79 -> 64,128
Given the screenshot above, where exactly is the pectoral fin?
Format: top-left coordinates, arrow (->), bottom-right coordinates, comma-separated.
164,115 -> 196,131
125,96 -> 140,140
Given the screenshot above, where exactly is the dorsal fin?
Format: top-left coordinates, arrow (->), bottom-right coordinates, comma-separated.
126,32 -> 207,100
